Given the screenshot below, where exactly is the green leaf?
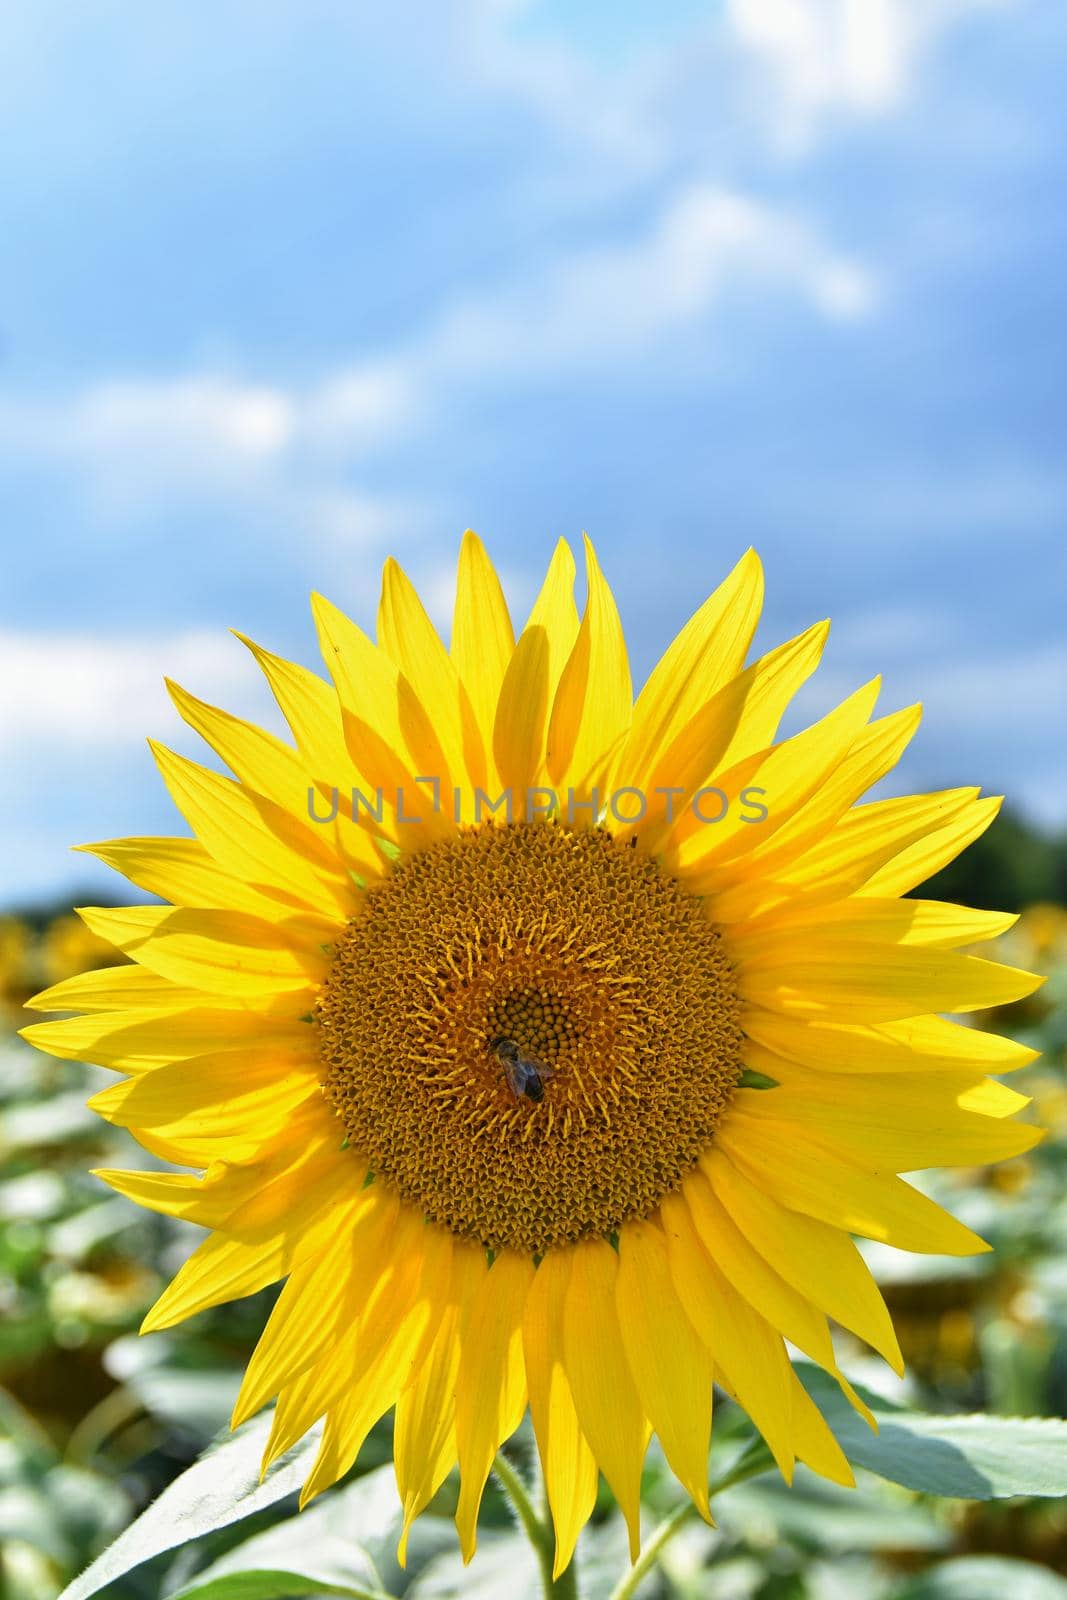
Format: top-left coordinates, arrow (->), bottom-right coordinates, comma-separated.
56,1413 -> 321,1600
889,1556 -> 1067,1600
169,1570 -> 380,1600
799,1364 -> 1067,1499
721,1473 -> 947,1553
165,1464 -> 402,1600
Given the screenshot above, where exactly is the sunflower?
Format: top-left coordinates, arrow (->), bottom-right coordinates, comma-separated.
23,535 -> 1044,1574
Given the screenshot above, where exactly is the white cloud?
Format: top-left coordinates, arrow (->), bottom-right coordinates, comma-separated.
0,362 -> 413,498
0,629 -> 267,751
299,363 -> 416,458
0,360 -> 417,549
299,488 -> 412,549
730,0 -> 907,118
421,184 -> 878,380
81,375 -> 295,459
728,0 -> 1015,146
0,185 -> 876,529
0,376 -> 292,484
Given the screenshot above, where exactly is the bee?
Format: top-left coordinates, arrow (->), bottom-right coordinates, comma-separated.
489,1036 -> 556,1103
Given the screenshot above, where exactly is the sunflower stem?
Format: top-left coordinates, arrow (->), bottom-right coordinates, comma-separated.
492,1449 -> 578,1599
606,1439 -> 775,1600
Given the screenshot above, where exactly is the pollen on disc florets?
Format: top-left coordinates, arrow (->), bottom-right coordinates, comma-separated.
316,820 -> 743,1255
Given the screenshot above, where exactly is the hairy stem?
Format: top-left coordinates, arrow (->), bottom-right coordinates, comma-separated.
492,1450 -> 578,1600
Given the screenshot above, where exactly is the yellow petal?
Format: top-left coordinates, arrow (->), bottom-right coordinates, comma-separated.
674,1177 -> 874,1429
451,530 -> 515,788
741,1010 -> 1039,1075
23,961 -> 280,1016
232,1182 -> 399,1428
861,794 -> 1006,897
379,555 -> 486,797
715,1117 -> 991,1256
707,703 -> 921,890
675,677 -> 882,869
312,591 -> 451,840
668,1175 -> 836,1370
264,1361 -> 334,1479
657,1198 -> 794,1480
141,1156 -> 358,1333
494,539 -> 579,794
236,632 -> 352,784
91,1162 -> 265,1227
75,836 -> 296,920
622,549 -> 763,791
523,1250 -> 599,1579
87,1044 -> 319,1139
233,1184 -> 399,1433
22,1007 -> 310,1073
394,1241 -> 487,1564
741,1038 -> 1034,1118
731,898 -> 1018,958
712,787 -> 983,924
704,1149 -> 903,1373
787,1367 -> 855,1487
76,906 -> 329,997
957,1077 -> 1035,1117
149,742 -> 354,920
616,1218 -> 715,1518
234,632 -> 385,877
127,1087 -> 335,1173
546,536 -> 632,793
261,1198 -> 423,1469
631,619 -> 829,852
455,1250 -> 534,1562
730,1067 -> 1043,1170
142,1233 -> 296,1333
736,943 -> 1045,1022
299,1214 -> 454,1507
563,1238 -> 649,1561
166,678 -> 309,814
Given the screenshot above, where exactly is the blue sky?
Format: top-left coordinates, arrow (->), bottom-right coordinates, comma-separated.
3,0 -> 1066,903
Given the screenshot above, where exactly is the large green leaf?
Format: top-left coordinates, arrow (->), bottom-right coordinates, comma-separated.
165,1464 -> 403,1600
722,1472 -> 948,1552
890,1557 -> 1067,1599
56,1413 -> 321,1600
800,1364 -> 1067,1499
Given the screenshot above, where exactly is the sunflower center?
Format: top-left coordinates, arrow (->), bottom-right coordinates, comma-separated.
316,821 -> 743,1254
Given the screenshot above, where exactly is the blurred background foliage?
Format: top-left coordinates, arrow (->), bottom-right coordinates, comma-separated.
1,811 -> 1066,1599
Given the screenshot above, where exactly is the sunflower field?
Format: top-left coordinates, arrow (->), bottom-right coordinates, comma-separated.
3,546 -> 1067,1600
